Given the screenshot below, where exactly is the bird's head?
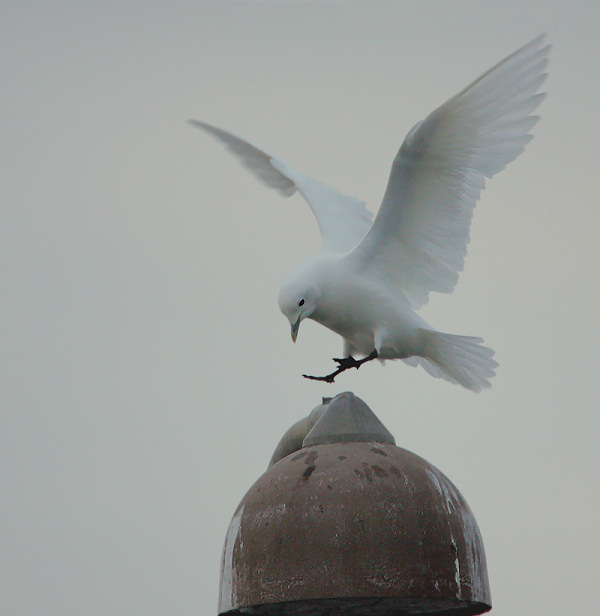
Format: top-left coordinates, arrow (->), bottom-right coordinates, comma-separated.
278,275 -> 321,343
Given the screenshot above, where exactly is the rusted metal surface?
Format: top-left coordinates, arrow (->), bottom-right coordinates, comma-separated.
219,394 -> 491,615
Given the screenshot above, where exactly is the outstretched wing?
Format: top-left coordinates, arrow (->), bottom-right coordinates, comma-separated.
188,120 -> 373,253
348,35 -> 551,309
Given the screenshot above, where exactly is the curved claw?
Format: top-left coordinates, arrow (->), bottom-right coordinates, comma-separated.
303,373 -> 336,383
302,350 -> 379,383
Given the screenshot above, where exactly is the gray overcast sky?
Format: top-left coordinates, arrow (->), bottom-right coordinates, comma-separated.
2,2 -> 599,615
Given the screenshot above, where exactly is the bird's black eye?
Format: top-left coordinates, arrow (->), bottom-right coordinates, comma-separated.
298,298 -> 305,307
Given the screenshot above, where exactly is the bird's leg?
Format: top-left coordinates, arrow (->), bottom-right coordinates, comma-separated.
303,350 -> 379,383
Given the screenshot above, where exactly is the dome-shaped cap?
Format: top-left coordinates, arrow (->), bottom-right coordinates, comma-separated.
219,394 -> 491,616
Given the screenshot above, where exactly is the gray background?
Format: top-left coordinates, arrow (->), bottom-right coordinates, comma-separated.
2,2 -> 598,615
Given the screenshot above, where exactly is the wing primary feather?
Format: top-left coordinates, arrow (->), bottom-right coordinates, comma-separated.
189,119 -> 373,254
347,36 -> 550,309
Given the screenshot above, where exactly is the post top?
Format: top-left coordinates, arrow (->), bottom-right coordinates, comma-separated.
302,392 -> 396,447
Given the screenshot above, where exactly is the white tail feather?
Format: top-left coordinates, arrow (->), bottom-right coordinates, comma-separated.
408,329 -> 498,392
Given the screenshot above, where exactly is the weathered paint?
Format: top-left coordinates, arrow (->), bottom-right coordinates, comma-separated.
218,504 -> 244,613
218,442 -> 491,615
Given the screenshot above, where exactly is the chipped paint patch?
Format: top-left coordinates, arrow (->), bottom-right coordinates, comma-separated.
451,537 -> 461,592
219,504 -> 244,613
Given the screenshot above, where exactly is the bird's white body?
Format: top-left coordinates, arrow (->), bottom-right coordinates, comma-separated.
191,36 -> 550,391
283,254 -> 425,359
279,254 -> 496,390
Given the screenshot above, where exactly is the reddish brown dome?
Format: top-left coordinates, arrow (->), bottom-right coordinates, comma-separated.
218,393 -> 491,616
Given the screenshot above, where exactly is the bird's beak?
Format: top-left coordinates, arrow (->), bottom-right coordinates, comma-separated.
291,317 -> 301,343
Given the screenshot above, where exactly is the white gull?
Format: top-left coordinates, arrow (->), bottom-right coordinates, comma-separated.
190,36 -> 550,391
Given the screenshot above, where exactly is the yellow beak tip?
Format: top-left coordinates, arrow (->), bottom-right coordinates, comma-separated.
291,320 -> 300,343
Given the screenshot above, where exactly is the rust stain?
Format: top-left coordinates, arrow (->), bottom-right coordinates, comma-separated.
370,447 -> 388,456
372,465 -> 388,478
303,465 -> 316,480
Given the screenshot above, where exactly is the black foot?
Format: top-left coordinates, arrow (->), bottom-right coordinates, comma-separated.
303,350 -> 378,383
